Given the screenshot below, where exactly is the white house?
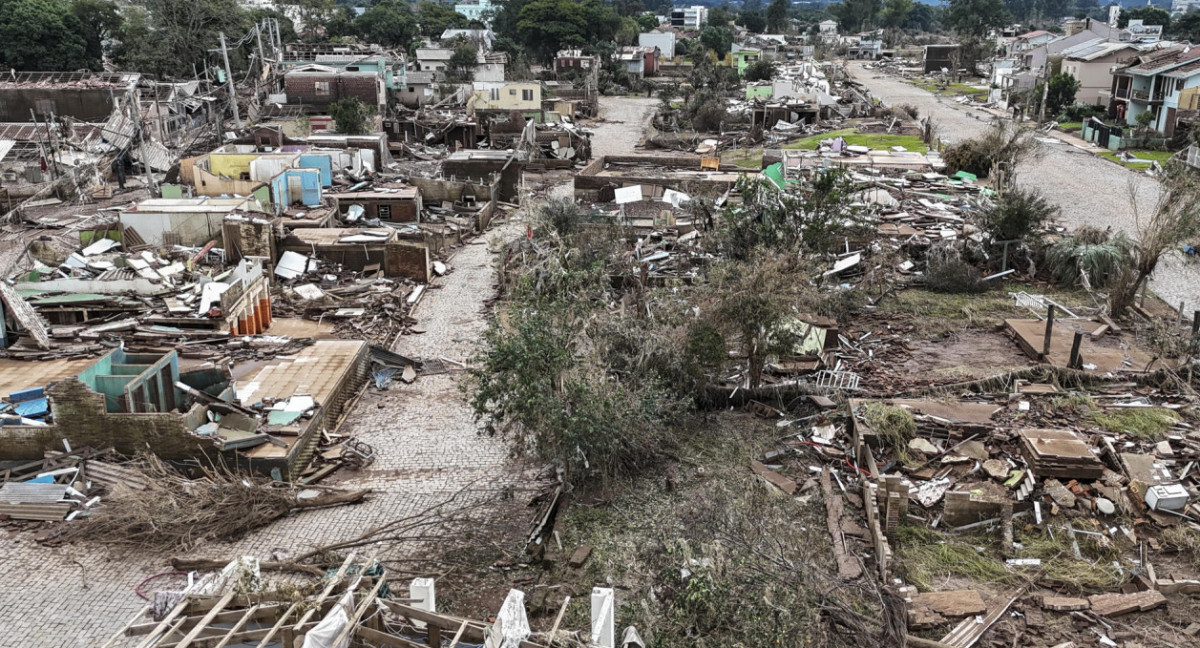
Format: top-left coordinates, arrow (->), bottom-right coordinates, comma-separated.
638,31 -> 676,60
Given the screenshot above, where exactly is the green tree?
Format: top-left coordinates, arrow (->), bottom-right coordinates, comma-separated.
416,1 -> 469,39
0,0 -> 93,71
511,0 -> 619,63
743,58 -> 774,81
1045,71 -> 1081,116
113,0 -> 251,79
355,0 -> 418,48
944,0 -> 1008,36
905,2 -> 937,30
1171,10 -> 1200,42
739,10 -> 766,32
831,0 -> 882,31
699,25 -> 733,56
707,4 -> 734,26
766,0 -> 789,32
70,0 -> 121,66
446,37 -> 478,81
880,0 -> 913,28
1119,6 -> 1170,30
635,13 -> 658,30
330,97 -> 375,134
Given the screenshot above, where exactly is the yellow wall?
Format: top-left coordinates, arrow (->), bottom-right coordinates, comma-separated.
473,83 -> 541,111
194,165 -> 264,198
209,153 -> 262,179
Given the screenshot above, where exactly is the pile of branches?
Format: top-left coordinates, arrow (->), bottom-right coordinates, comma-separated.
59,456 -> 368,552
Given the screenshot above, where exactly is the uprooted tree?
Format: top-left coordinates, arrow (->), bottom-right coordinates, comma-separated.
1109,165 -> 1200,319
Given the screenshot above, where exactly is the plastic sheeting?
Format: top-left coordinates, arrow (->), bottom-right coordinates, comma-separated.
302,589 -> 355,648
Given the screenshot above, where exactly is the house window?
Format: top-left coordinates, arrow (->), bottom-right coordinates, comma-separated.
378,204 -> 392,219
1177,78 -> 1186,92
35,99 -> 55,115
509,89 -> 516,95
522,89 -> 534,101
490,88 -> 500,100
314,81 -> 331,97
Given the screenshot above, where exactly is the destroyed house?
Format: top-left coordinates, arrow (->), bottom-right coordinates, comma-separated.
335,187 -> 423,223
279,228 -> 432,282
0,71 -> 140,123
119,197 -> 270,248
284,65 -> 386,111
574,154 -> 749,202
442,150 -> 528,203
0,342 -> 369,479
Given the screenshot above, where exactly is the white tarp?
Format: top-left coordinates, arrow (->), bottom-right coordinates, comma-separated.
614,185 -> 643,205
661,189 -> 691,208
484,589 -> 530,648
302,589 -> 355,648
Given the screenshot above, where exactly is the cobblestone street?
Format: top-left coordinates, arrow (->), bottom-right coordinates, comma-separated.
0,95 -> 659,648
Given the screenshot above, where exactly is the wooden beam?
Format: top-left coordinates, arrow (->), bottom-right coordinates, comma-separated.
379,600 -> 488,642
127,604 -> 290,636
355,625 -> 428,648
171,589 -> 236,648
329,575 -> 388,648
134,594 -> 193,648
213,604 -> 260,648
255,551 -> 358,648
447,620 -> 469,648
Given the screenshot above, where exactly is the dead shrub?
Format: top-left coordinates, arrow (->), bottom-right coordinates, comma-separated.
925,245 -> 986,294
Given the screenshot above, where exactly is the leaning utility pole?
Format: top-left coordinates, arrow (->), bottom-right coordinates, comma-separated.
218,32 -> 241,128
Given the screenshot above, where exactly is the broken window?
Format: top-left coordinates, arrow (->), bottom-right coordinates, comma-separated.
35,99 -> 55,116
378,204 -> 392,219
314,81 -> 331,97
522,89 -> 534,101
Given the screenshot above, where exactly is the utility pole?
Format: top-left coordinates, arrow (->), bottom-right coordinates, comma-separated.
218,32 -> 241,128
273,18 -> 283,57
1037,71 -> 1050,125
256,22 -> 266,66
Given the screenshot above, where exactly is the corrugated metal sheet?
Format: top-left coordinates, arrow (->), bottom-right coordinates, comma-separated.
0,502 -> 71,520
96,111 -> 137,149
0,482 -> 70,504
133,138 -> 174,172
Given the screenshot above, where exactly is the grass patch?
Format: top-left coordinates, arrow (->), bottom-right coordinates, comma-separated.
878,288 -> 1023,336
907,79 -> 989,101
1058,122 -> 1083,132
1162,526 -> 1200,570
720,148 -> 763,170
895,525 -> 1012,591
782,128 -> 929,153
1016,527 -> 1127,591
1099,149 -> 1173,169
1091,407 -> 1180,440
1051,392 -> 1096,414
861,402 -> 917,464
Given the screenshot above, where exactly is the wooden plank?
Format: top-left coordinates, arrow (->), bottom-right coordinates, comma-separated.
102,605 -> 150,648
447,620 -> 471,648
255,551 -> 358,648
329,575 -> 388,648
171,589 -> 236,648
134,593 -> 193,648
213,604 -> 260,648
127,605 -> 289,636
355,625 -> 428,648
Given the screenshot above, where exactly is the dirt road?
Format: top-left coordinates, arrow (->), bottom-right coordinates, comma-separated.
847,62 -> 1200,311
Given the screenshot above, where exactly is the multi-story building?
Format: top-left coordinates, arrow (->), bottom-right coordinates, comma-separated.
670,5 -> 708,29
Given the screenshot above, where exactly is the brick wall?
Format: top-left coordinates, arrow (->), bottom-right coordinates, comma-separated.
0,378 -> 207,461
385,242 -> 431,282
285,73 -> 382,107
